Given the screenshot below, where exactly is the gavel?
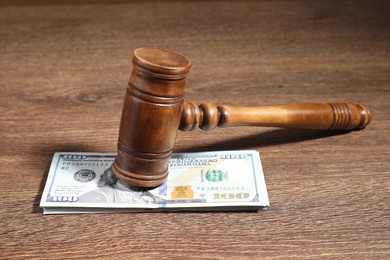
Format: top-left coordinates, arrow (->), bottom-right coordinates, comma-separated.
112,47 -> 372,188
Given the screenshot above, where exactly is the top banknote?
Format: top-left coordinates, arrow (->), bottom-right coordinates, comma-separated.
40,150 -> 269,214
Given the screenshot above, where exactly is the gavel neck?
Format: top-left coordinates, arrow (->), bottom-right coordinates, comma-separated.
179,102 -> 372,131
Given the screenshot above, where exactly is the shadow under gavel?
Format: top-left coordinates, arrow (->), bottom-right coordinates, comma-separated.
112,47 -> 372,187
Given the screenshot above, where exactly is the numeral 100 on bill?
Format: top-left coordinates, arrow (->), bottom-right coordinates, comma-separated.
213,192 -> 250,200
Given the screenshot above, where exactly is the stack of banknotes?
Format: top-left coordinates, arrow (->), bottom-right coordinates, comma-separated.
40,150 -> 269,214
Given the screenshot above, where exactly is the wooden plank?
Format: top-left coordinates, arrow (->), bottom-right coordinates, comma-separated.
0,0 -> 389,258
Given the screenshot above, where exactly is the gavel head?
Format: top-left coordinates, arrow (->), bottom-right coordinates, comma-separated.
112,47 -> 192,187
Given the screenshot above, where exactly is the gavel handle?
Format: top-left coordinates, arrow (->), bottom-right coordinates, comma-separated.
180,102 -> 372,131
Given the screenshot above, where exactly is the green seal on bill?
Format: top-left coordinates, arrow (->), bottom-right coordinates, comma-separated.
205,169 -> 227,182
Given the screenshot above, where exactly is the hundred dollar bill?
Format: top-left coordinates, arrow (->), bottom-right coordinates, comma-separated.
40,151 -> 269,214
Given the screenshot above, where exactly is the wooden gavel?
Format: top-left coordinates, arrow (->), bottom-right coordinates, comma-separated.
112,47 -> 372,187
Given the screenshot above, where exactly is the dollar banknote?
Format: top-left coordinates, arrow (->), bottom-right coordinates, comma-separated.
40,151 -> 269,214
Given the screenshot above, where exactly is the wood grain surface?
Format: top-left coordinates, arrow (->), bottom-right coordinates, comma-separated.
0,0 -> 389,259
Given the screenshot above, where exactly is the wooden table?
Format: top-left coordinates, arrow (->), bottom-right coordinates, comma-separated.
1,0 -> 389,258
